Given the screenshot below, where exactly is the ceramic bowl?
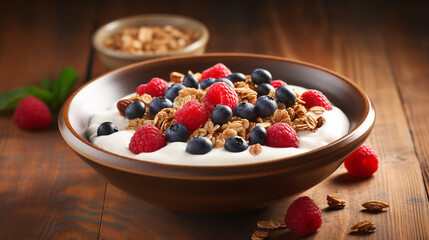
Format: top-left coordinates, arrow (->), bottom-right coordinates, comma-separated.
92,14 -> 209,70
59,53 -> 375,213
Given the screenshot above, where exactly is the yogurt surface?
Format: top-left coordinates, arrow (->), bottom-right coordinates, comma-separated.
86,86 -> 350,166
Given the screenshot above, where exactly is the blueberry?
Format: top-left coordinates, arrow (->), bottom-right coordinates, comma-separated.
215,78 -> 234,88
149,97 -> 173,115
233,102 -> 257,122
275,85 -> 297,108
211,105 -> 232,125
251,68 -> 272,85
256,83 -> 275,96
186,137 -> 213,154
182,74 -> 199,89
125,101 -> 146,119
249,126 -> 267,145
224,136 -> 248,152
165,123 -> 189,142
227,72 -> 246,83
97,122 -> 118,136
165,83 -> 186,101
200,78 -> 216,90
255,95 -> 277,117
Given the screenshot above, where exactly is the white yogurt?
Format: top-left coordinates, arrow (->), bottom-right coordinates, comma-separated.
86,86 -> 350,166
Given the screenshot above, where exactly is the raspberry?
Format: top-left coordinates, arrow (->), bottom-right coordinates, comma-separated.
129,125 -> 166,154
203,82 -> 239,114
301,89 -> 332,110
270,80 -> 287,88
344,144 -> 378,177
265,122 -> 299,148
285,196 -> 322,236
12,96 -> 52,130
136,77 -> 168,97
201,63 -> 232,80
174,100 -> 208,133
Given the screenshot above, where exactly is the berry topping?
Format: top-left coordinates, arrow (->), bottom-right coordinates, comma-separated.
165,123 -> 189,142
186,137 -> 213,154
255,95 -> 277,117
249,126 -> 267,145
125,101 -> 146,119
201,63 -> 232,80
226,72 -> 246,83
266,122 -> 299,148
256,83 -> 275,96
200,78 -> 216,90
344,144 -> 379,177
301,89 -> 332,111
203,82 -> 239,114
149,97 -> 173,115
251,68 -> 272,85
97,122 -> 118,136
233,102 -> 257,122
12,96 -> 52,130
137,77 -> 169,97
214,78 -> 234,88
285,196 -> 322,236
129,125 -> 167,154
271,80 -> 287,88
275,85 -> 297,108
165,83 -> 186,101
211,105 -> 232,125
182,74 -> 199,89
224,136 -> 248,152
174,100 -> 209,132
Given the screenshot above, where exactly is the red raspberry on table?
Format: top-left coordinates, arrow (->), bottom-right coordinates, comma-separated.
270,80 -> 287,88
203,82 -> 239,114
265,122 -> 299,148
12,96 -> 52,130
129,124 -> 167,154
301,89 -> 332,110
344,144 -> 379,177
174,100 -> 209,133
285,196 -> 322,237
136,77 -> 168,97
201,63 -> 232,80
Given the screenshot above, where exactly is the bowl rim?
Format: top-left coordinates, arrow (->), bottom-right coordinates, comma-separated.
59,53 -> 375,179
92,14 -> 210,60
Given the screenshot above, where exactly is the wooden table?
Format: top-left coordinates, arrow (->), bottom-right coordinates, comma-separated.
1,1 -> 428,239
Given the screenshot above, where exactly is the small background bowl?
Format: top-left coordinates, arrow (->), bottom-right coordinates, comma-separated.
92,14 -> 209,70
59,53 -> 375,213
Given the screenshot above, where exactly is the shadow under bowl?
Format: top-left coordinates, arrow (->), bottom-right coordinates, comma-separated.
59,53 -> 375,213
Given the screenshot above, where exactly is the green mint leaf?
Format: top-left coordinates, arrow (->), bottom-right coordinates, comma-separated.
41,78 -> 54,92
50,67 -> 79,111
0,87 -> 54,111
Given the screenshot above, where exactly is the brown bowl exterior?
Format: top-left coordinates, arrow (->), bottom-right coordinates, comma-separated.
59,53 -> 375,213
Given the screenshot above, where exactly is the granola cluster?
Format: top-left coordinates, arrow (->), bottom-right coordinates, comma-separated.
104,25 -> 199,55
122,70 -> 326,152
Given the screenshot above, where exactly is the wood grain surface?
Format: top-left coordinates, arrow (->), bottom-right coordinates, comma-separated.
1,0 -> 428,239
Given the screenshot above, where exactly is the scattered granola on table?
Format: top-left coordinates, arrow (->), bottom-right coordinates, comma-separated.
362,200 -> 390,211
351,220 -> 376,233
327,194 -> 346,209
